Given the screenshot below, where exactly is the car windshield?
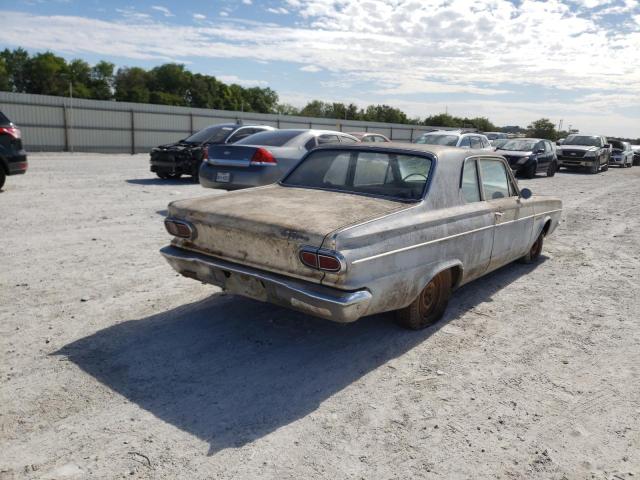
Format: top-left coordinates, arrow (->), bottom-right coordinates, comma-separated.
500,140 -> 538,151
184,125 -> 235,144
282,149 -> 433,201
236,130 -> 301,147
493,139 -> 509,149
565,136 -> 601,147
415,134 -> 458,146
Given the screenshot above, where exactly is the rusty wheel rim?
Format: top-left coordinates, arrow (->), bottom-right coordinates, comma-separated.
419,279 -> 438,319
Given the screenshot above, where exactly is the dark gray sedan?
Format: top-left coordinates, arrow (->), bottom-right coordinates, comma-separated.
199,129 -> 359,189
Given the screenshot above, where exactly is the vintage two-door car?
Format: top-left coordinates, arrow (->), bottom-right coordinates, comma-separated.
161,144 -> 562,329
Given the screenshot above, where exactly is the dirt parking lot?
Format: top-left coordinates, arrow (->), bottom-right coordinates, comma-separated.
1,153 -> 639,479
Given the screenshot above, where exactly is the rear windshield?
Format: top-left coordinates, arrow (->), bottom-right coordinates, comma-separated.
282,149 -> 433,201
415,134 -> 458,146
184,125 -> 235,144
0,111 -> 10,124
236,130 -> 301,147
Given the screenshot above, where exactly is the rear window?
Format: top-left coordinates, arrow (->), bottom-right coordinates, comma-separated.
184,125 -> 235,144
236,130 -> 301,147
282,149 -> 433,201
416,134 -> 458,146
0,111 -> 10,124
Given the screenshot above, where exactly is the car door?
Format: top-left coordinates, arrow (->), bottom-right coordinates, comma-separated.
478,158 -> 535,271
534,141 -> 548,171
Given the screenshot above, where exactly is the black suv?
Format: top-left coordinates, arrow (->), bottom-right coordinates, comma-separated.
0,111 -> 28,190
150,123 -> 275,180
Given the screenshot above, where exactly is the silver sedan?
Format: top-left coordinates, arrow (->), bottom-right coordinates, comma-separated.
199,129 -> 359,190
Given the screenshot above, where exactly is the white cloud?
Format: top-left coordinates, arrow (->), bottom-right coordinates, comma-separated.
267,7 -> 289,14
193,13 -> 206,20
216,75 -> 268,87
242,0 -> 253,4
300,64 -> 321,72
151,5 -> 174,17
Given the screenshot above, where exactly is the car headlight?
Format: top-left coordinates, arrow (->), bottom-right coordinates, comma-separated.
583,150 -> 596,157
517,156 -> 530,165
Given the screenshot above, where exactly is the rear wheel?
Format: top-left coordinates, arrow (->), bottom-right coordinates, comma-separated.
395,269 -> 452,330
519,231 -> 544,264
0,169 -> 5,190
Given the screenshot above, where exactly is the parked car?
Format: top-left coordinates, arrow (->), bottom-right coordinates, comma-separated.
0,110 -> 28,190
632,145 -> 640,166
199,129 -> 359,190
495,138 -> 558,178
161,143 -> 562,330
608,140 -> 634,168
483,132 -> 508,145
348,132 -> 391,143
556,135 -> 610,174
150,123 -> 275,180
415,130 -> 492,150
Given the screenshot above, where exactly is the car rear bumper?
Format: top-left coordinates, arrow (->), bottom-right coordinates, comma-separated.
160,245 -> 372,323
5,152 -> 28,175
199,162 -> 283,190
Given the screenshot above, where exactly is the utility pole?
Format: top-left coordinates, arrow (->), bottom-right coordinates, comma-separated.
69,81 -> 74,153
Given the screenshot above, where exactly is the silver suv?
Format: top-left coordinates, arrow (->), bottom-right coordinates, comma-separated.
415,131 -> 492,150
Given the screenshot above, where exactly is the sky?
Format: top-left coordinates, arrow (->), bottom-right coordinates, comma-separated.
1,0 -> 639,137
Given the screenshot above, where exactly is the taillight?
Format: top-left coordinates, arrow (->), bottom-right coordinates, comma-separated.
299,247 -> 344,273
164,219 -> 195,239
0,126 -> 21,139
250,147 -> 276,165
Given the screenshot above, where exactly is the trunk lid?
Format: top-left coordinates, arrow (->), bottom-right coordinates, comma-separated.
207,144 -> 303,167
168,184 -> 408,281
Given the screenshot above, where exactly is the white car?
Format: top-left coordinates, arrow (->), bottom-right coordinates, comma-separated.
415,130 -> 493,150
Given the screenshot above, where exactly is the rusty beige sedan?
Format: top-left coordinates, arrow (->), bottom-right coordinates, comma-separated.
161,144 -> 562,329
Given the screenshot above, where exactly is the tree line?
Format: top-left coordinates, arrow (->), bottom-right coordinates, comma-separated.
5,47 -> 630,142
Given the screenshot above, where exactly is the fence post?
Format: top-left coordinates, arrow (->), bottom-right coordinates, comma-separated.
130,110 -> 135,155
190,113 -> 194,134
410,128 -> 414,142
390,127 -> 393,140
62,105 -> 69,152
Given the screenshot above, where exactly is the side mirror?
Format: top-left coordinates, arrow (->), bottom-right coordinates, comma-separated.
603,144 -> 611,149
520,188 -> 532,200
535,148 -> 545,154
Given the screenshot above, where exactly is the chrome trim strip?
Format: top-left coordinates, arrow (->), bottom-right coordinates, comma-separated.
351,209 -> 562,265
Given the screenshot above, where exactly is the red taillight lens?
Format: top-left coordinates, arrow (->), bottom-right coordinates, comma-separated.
250,147 -> 276,165
164,219 -> 194,239
318,255 -> 341,272
0,126 -> 21,139
299,248 -> 343,273
300,251 -> 318,269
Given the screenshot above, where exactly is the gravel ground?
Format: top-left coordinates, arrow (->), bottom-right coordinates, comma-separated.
1,153 -> 639,480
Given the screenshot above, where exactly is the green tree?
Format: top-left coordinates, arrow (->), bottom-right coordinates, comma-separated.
0,57 -> 10,91
24,52 -> 69,95
90,61 -> 115,100
423,113 -> 461,128
527,118 -> 557,140
114,67 -> 150,103
148,63 -> 190,105
0,48 -> 30,92
67,59 -> 92,98
274,103 -> 300,115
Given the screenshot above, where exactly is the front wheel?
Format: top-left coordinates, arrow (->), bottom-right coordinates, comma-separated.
523,161 -> 537,179
589,160 -> 599,174
0,169 -> 5,190
395,269 -> 452,330
546,161 -> 557,177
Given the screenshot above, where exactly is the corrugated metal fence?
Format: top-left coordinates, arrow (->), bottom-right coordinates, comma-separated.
0,91 -> 450,154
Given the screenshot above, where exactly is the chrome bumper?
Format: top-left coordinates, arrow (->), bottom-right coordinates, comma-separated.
160,246 -> 372,323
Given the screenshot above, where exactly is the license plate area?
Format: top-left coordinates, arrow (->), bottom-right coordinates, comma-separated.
216,172 -> 231,183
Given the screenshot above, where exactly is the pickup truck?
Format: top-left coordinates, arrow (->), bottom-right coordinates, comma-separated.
556,135 -> 610,174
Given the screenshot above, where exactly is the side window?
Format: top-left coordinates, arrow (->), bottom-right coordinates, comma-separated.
362,135 -> 375,143
459,136 -> 471,148
317,134 -> 340,145
323,152 -> 351,185
227,129 -> 253,143
375,135 -> 387,142
479,159 -> 510,200
339,135 -> 358,144
481,137 -> 490,148
470,136 -> 482,149
461,159 -> 481,203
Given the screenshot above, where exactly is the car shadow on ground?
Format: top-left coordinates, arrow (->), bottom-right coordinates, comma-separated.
126,178 -> 197,186
56,257 -> 546,455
